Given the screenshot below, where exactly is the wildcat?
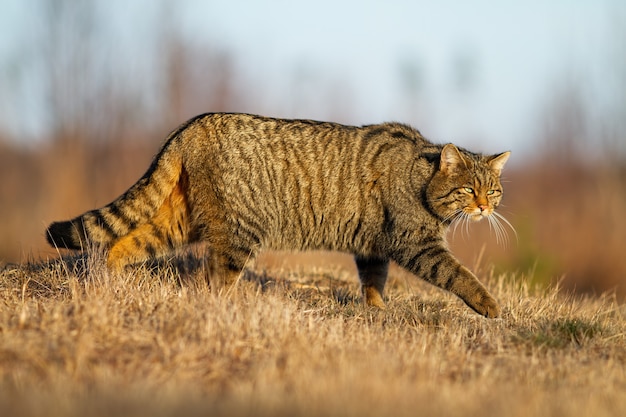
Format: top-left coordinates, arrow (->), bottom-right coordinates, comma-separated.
46,113 -> 510,317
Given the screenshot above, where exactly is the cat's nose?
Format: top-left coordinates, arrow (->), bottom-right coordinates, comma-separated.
478,204 -> 489,212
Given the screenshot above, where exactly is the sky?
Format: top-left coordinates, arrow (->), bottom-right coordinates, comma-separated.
1,0 -> 624,159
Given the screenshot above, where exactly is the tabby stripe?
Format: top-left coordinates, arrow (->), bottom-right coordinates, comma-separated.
383,207 -> 394,234
351,216 -> 363,245
442,265 -> 464,290
309,200 -> 319,226
145,243 -> 157,258
235,223 -> 261,248
107,203 -> 136,231
391,129 -> 410,139
355,135 -> 370,169
229,209 -> 262,245
226,244 -> 253,270
429,259 -> 454,285
367,142 -> 396,167
234,205 -> 265,237
143,169 -> 167,204
90,211 -> 117,239
259,155 -> 281,219
362,127 -> 387,143
291,146 -> 316,229
149,223 -> 167,244
404,245 -> 446,273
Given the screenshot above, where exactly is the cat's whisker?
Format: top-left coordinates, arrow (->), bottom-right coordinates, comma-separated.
448,211 -> 464,240
450,219 -> 458,240
487,211 -> 517,246
445,208 -> 513,247
460,213 -> 470,240
443,209 -> 464,225
492,211 -> 517,240
485,215 -> 498,244
442,209 -> 461,223
487,215 -> 506,246
452,211 -> 470,241
489,215 -> 504,245
463,213 -> 472,236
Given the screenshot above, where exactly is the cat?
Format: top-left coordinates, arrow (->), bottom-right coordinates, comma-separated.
46,113 -> 510,317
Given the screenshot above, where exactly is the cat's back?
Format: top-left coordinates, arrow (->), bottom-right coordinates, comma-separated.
182,113 -> 428,173
176,114 -> 443,195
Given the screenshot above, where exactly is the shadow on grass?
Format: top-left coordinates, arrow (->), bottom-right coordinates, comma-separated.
514,317 -> 608,349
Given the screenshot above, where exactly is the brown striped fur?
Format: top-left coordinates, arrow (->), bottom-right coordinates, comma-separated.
46,113 -> 510,317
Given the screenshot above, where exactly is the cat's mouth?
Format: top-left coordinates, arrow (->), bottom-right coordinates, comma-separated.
466,208 -> 492,221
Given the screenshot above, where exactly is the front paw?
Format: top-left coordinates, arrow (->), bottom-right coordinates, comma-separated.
472,294 -> 500,318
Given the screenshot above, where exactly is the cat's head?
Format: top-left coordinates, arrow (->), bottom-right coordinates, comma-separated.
427,144 -> 510,224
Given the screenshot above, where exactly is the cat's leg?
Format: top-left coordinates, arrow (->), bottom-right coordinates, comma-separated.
392,243 -> 500,318
198,225 -> 254,289
205,247 -> 248,289
355,256 -> 389,309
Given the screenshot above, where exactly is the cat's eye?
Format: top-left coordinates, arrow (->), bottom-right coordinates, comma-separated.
463,187 -> 474,194
487,190 -> 495,195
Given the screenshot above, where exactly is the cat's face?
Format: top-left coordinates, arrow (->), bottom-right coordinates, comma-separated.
427,144 -> 510,224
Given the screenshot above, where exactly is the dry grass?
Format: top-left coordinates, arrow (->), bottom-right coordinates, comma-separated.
1,250 -> 625,417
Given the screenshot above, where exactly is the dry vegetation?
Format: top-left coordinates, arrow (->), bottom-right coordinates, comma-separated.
1,250 -> 625,417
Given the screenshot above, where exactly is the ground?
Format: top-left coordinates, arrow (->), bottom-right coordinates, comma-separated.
1,250 -> 625,417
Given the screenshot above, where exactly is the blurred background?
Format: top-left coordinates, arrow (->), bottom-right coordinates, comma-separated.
1,0 -> 625,297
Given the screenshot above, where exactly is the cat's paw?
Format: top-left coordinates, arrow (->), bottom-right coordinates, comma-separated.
473,295 -> 500,318
363,286 -> 386,309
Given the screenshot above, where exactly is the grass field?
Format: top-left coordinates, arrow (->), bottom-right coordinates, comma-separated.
1,250 -> 625,417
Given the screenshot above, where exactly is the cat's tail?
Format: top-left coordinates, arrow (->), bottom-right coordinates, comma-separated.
46,129 -> 186,253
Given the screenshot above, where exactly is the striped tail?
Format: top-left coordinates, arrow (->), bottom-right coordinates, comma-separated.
46,135 -> 184,252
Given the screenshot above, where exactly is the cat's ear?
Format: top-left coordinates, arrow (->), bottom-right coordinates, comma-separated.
488,151 -> 511,176
440,144 -> 467,174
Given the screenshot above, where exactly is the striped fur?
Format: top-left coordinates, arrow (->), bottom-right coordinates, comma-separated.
46,113 -> 510,317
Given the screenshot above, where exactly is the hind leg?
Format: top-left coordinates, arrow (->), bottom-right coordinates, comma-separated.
189,215 -> 254,289
201,237 -> 256,290
204,252 -> 245,289
355,256 -> 389,309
